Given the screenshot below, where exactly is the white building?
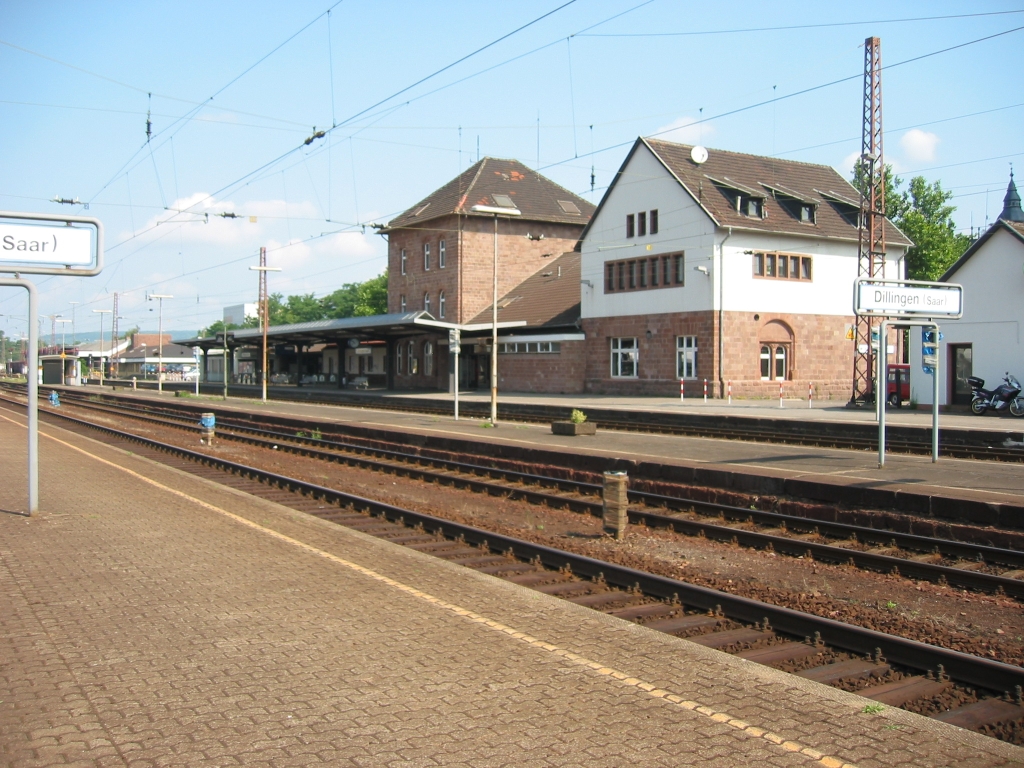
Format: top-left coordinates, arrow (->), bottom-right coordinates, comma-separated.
224,303 -> 258,326
578,138 -> 911,398
909,173 -> 1024,406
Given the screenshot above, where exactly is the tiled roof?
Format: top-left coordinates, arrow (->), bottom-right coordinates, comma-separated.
385,157 -> 595,230
469,252 -> 580,329
639,138 -> 912,246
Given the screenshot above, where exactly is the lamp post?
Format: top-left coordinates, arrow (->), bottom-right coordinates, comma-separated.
250,250 -> 281,404
69,301 -> 79,348
93,309 -> 111,385
148,294 -> 173,393
470,204 -> 521,425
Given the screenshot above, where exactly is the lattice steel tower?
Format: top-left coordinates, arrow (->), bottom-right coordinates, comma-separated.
851,37 -> 886,404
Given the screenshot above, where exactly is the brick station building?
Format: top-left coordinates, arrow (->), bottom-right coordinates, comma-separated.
577,138 -> 912,399
382,157 -> 595,391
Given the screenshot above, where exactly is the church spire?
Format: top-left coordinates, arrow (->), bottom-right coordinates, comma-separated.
1000,167 -> 1024,223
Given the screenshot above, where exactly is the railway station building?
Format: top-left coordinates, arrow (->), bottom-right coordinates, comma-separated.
576,138 -> 911,398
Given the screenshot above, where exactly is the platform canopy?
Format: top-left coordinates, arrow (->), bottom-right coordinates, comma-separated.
176,311 -> 524,351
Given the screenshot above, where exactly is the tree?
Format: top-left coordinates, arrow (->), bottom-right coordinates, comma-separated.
851,164 -> 969,281
198,320 -> 241,338
354,273 -> 388,316
321,283 -> 360,319
893,177 -> 971,281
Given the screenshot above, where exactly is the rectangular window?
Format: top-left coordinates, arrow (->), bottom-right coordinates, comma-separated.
423,243 -> 431,271
639,259 -> 647,288
617,262 -> 625,290
439,239 -> 446,268
650,258 -> 659,286
752,252 -> 813,281
610,337 -> 638,378
606,263 -> 615,292
400,249 -> 407,275
650,209 -> 659,234
676,336 -> 698,379
673,253 -> 684,285
400,294 -> 406,312
663,256 -> 671,286
603,253 -> 684,293
626,214 -> 635,238
628,261 -> 636,289
396,343 -> 403,374
637,211 -> 647,237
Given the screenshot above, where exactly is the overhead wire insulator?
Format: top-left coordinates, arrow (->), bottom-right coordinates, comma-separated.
303,128 -> 327,146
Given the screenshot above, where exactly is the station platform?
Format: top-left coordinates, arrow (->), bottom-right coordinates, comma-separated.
2,410 -> 1022,766
87,385 -> 1024,509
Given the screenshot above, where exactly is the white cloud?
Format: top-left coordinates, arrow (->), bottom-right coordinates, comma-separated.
899,129 -> 940,163
840,151 -> 861,176
651,116 -> 714,145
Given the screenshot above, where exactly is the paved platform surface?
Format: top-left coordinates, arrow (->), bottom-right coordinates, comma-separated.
3,410 -> 1023,766
91,386 -> 1024,507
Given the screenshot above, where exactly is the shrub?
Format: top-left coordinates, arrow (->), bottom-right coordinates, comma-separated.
570,409 -> 587,424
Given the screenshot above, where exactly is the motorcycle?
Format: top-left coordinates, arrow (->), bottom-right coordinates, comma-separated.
969,373 -> 1024,417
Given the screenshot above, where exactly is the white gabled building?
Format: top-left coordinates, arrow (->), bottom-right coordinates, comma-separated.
909,173 -> 1024,407
578,137 -> 911,398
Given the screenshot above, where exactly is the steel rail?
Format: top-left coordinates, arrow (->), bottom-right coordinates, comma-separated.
12,391 -> 1024,598
18,401 -> 1024,697
7,382 -> 1023,462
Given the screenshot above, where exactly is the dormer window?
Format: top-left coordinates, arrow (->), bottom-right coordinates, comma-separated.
763,183 -> 819,225
742,197 -> 762,218
818,189 -> 862,228
708,175 -> 766,220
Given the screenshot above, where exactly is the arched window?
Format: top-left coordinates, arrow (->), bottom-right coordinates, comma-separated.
400,294 -> 406,312
400,249 -> 407,275
438,290 -> 446,319
439,239 -> 446,268
760,345 -> 771,380
423,293 -> 431,314
396,342 -> 403,374
423,242 -> 431,271
407,342 -> 415,375
760,344 -> 789,380
424,342 -> 434,376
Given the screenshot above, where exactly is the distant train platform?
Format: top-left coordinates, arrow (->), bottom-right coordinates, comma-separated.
2,411 -> 1022,766
78,383 -> 1024,510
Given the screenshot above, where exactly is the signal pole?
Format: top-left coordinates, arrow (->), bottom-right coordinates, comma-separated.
851,36 -> 886,405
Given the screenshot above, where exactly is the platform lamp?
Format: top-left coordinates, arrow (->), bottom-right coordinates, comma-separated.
470,204 -> 521,425
250,254 -> 281,404
147,294 -> 173,393
93,309 -> 111,385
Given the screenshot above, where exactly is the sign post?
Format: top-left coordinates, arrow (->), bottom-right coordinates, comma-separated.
0,211 -> 103,516
853,278 -> 962,467
449,328 -> 461,421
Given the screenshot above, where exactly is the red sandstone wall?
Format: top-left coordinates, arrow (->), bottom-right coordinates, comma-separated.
387,215 -> 583,324
494,342 -> 586,394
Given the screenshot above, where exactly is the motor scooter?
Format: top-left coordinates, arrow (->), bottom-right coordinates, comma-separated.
969,373 -> 1024,416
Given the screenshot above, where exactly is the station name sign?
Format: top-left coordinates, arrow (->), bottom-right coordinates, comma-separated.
853,278 -> 962,318
0,211 -> 103,276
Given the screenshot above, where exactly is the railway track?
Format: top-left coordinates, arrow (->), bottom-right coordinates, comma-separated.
6,394 -> 1024,742
10,381 -> 1024,461
15,389 -> 1024,600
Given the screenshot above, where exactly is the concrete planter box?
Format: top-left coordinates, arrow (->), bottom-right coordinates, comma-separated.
551,421 -> 596,436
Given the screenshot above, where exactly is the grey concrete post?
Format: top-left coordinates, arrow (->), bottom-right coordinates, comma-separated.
602,471 -> 628,540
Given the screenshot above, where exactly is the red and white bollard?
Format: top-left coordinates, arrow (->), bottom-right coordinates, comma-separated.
779,380 -> 784,409
679,378 -> 685,401
808,381 -> 813,409
727,381 -> 732,405
703,378 -> 708,403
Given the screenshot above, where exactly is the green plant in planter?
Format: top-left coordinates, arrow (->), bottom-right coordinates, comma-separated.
570,409 -> 587,424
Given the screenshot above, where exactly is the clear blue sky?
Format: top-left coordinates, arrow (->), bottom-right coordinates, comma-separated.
1,0 -> 1021,340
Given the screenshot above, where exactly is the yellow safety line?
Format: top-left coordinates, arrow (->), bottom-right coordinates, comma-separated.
4,413 -> 858,768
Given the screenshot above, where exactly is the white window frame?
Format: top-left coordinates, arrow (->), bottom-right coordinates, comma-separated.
423,242 -> 431,271
400,249 -> 406,275
396,342 -> 403,374
760,344 -> 788,381
676,336 -> 698,379
438,290 -> 445,319
439,239 -> 446,269
423,292 -> 430,314
400,294 -> 406,312
424,341 -> 434,376
610,337 -> 638,378
407,343 -> 415,375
